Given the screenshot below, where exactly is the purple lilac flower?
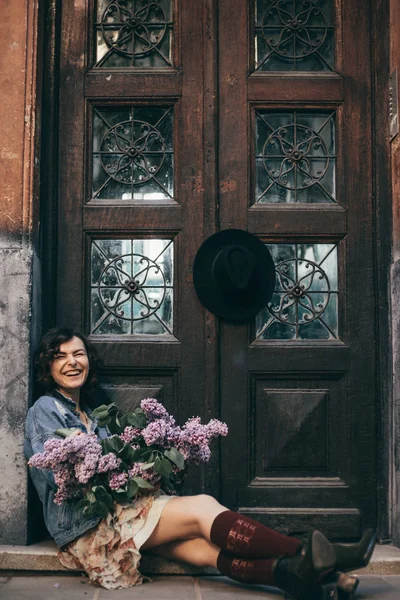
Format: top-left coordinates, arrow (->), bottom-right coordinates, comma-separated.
108,471 -> 128,490
141,420 -> 180,449
29,433 -> 103,501
120,426 -> 142,444
141,420 -> 168,446
128,464 -> 161,486
97,453 -> 122,473
140,398 -> 175,424
73,446 -> 103,484
174,416 -> 228,464
52,464 -> 81,505
206,419 -> 229,440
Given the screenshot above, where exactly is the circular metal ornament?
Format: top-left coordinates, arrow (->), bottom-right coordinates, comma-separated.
98,253 -> 167,321
263,124 -> 329,190
267,258 -> 331,325
100,119 -> 165,185
101,0 -> 168,58
261,0 -> 328,59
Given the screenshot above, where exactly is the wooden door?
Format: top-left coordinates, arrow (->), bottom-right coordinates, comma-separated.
218,0 -> 376,538
56,0 -> 217,493
55,0 -> 376,537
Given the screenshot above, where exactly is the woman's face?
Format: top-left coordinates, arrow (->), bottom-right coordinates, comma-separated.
49,336 -> 90,395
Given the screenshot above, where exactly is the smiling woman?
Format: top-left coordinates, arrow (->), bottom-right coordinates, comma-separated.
23,329 -> 373,597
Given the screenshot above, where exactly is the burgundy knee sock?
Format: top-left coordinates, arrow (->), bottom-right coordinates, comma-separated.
210,510 -> 301,558
217,551 -> 277,586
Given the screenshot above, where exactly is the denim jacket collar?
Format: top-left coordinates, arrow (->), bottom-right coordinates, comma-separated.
51,389 -> 94,417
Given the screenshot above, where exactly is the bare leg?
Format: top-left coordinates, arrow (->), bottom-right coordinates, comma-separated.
142,494 -> 227,550
151,537 -> 220,568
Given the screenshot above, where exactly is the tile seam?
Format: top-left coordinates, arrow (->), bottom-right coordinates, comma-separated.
193,576 -> 204,600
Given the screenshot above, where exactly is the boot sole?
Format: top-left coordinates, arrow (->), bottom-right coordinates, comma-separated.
336,572 -> 359,598
284,580 -> 340,600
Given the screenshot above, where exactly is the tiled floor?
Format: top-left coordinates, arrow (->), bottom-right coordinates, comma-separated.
1,575 -> 400,600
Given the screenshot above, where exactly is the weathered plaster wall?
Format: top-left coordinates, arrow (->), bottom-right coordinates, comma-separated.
0,0 -> 41,544
391,0 -> 400,547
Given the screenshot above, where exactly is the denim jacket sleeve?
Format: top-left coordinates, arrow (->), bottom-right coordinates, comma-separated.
24,396 -> 70,489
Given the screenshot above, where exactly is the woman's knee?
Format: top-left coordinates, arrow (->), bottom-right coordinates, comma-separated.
191,494 -> 220,510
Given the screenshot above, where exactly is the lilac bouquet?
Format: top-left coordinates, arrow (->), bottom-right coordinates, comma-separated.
28,399 -> 228,518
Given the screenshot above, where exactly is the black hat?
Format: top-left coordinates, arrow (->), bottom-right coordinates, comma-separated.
193,229 -> 275,322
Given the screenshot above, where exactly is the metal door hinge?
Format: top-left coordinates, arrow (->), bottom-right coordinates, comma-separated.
389,68 -> 399,141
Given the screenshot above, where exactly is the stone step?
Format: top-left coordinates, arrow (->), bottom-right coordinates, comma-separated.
1,541 -> 400,575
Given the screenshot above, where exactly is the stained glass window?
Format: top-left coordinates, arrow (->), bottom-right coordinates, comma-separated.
255,0 -> 334,72
255,110 -> 336,204
256,243 -> 338,340
91,239 -> 173,335
92,106 -> 174,201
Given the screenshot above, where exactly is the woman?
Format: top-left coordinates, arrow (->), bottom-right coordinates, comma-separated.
24,328 -> 375,598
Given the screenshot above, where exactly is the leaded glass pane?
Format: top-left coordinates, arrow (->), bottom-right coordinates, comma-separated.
94,0 -> 173,68
92,106 -> 174,201
255,110 -> 336,204
91,239 -> 173,335
256,243 -> 338,340
255,0 -> 334,72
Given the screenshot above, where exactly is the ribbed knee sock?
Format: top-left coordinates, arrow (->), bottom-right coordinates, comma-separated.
217,551 -> 277,585
210,510 -> 301,558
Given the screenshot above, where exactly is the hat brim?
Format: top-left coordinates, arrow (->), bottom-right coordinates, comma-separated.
193,229 -> 275,322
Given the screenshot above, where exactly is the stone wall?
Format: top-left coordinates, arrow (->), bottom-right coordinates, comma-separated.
0,0 -> 41,544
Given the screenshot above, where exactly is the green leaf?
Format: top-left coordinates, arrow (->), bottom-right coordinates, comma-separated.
93,500 -> 110,518
118,443 -> 137,462
164,448 -> 185,470
75,498 -> 89,511
86,492 -> 96,504
94,487 -> 114,510
111,489 -> 128,504
91,404 -> 110,417
126,479 -> 139,500
119,414 -> 129,429
101,436 -> 124,454
133,476 -> 153,489
55,427 -> 81,438
107,419 -> 122,435
126,412 -> 147,429
140,462 -> 155,470
131,447 -> 153,463
154,457 -> 173,477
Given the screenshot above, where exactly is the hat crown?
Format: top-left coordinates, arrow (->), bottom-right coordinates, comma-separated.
193,229 -> 275,321
212,245 -> 256,293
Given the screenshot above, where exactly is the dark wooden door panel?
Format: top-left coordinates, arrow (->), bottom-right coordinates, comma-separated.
218,0 -> 376,537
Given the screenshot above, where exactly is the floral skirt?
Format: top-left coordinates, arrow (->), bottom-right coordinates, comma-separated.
58,493 -> 174,589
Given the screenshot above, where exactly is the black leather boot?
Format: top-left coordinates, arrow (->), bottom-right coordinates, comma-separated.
333,529 -> 376,573
274,530 -> 336,600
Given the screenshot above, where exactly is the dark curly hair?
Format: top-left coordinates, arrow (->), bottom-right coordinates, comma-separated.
35,328 -> 102,402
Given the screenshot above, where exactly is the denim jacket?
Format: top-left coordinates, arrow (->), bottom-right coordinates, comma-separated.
24,390 -> 110,548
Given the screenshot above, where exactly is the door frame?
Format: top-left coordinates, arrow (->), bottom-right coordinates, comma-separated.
371,0 -> 393,544
37,0 -> 394,543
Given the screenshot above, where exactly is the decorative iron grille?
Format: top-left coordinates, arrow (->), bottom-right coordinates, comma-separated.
92,106 -> 174,201
255,110 -> 336,203
256,243 -> 338,340
91,239 -> 173,335
255,0 -> 334,72
95,0 -> 173,68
